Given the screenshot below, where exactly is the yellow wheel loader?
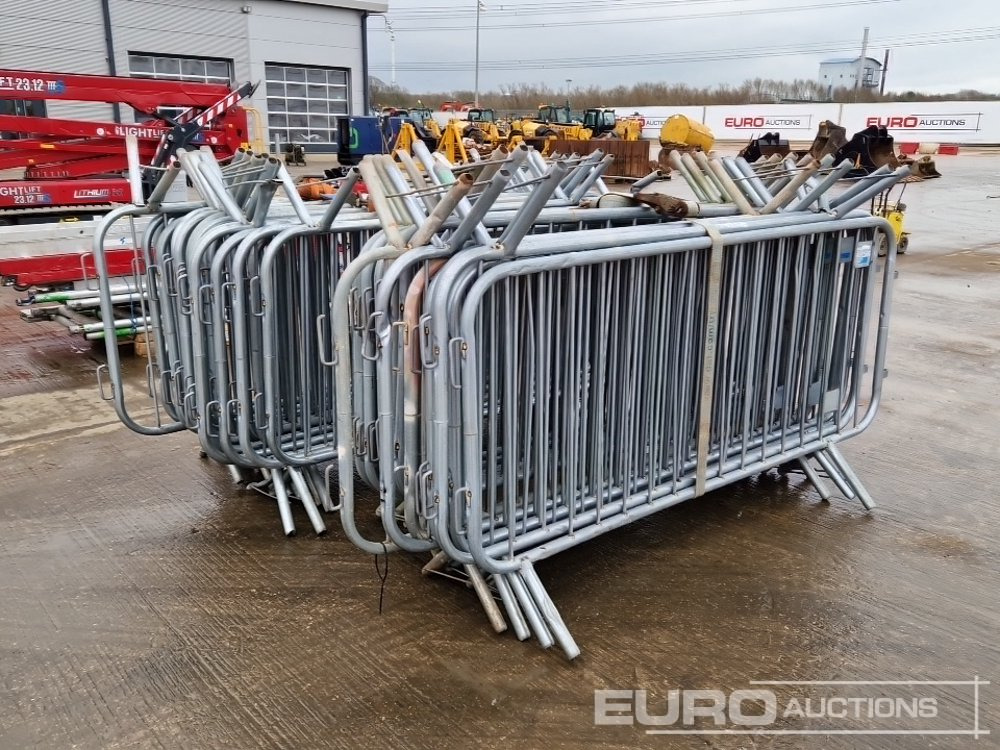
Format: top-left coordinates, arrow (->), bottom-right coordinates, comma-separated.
582,108 -> 642,140
465,108 -> 503,148
509,104 -> 592,152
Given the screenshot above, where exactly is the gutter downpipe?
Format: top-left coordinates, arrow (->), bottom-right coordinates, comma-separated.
100,0 -> 122,123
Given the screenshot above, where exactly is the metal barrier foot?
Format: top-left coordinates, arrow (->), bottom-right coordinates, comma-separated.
520,563 -> 581,660
270,468 -> 297,537
823,445 -> 877,511
244,467 -> 333,536
797,456 -> 833,502
493,573 -> 531,641
801,448 -> 876,512
464,565 -> 508,634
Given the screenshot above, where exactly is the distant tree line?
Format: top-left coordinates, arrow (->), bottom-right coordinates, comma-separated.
370,77 -> 1000,113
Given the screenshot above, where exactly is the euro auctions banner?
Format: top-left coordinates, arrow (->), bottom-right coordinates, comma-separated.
839,102 -> 997,142
702,104 -> 842,141
618,101 -> 1000,144
616,106 -> 705,140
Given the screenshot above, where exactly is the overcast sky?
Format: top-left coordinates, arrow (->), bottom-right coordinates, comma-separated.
366,0 -> 1000,94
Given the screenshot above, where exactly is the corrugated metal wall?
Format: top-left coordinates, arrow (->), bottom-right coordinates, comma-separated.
0,0 -> 368,148
109,0 -> 251,82
248,1 -> 364,112
0,0 -> 114,120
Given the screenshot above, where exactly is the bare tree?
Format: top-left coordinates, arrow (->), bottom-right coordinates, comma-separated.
368,77 -> 999,113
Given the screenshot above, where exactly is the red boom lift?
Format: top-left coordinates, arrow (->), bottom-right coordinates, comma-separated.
0,68 -> 254,287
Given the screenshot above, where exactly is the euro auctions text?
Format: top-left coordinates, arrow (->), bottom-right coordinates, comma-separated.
595,678 -> 989,738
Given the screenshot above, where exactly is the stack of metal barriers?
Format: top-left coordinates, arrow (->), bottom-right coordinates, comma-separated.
93,143 -> 906,658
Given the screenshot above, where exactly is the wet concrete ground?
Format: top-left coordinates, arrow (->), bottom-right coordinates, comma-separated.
1,154 -> 998,749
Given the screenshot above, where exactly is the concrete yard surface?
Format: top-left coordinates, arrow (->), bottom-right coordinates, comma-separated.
1,153 -> 999,749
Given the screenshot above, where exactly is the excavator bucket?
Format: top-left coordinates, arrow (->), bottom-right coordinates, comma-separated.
832,125 -> 899,177
867,127 -> 899,169
907,155 -> 942,179
737,132 -> 790,162
807,120 -> 848,160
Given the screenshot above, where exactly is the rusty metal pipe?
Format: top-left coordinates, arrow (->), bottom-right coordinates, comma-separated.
408,173 -> 474,248
761,156 -> 827,214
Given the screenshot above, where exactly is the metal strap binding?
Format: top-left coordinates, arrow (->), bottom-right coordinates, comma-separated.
693,220 -> 725,497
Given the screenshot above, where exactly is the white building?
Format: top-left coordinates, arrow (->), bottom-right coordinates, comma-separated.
818,56 -> 883,91
0,0 -> 387,152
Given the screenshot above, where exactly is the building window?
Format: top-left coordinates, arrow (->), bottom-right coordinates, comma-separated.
128,53 -> 233,85
265,63 -> 349,150
127,53 -> 234,121
1,100 -> 47,140
0,99 -> 47,118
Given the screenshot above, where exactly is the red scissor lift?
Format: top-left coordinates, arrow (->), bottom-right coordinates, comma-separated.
0,68 -> 254,287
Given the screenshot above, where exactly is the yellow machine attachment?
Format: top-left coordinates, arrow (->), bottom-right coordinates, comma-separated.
393,119 -> 441,157
874,190 -> 909,255
392,122 -> 420,154
436,119 -> 482,163
659,114 -> 714,151
657,114 -> 715,170
614,116 -> 643,141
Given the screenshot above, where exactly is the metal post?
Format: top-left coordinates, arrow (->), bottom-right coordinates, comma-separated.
387,19 -> 396,86
99,0 -> 121,123
361,12 -> 370,113
125,134 -> 144,205
855,26 -> 870,98
880,48 -> 890,95
474,0 -> 483,107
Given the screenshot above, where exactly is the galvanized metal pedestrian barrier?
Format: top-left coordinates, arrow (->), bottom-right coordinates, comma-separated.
91,145 -> 627,533
92,144 -> 905,658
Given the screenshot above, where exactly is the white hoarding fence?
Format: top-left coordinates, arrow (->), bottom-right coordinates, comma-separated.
703,104 -> 842,141
616,101 -> 1000,144
616,106 -> 706,140
839,102 -> 997,143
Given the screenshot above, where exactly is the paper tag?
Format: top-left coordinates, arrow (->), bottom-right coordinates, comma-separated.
854,242 -> 873,268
